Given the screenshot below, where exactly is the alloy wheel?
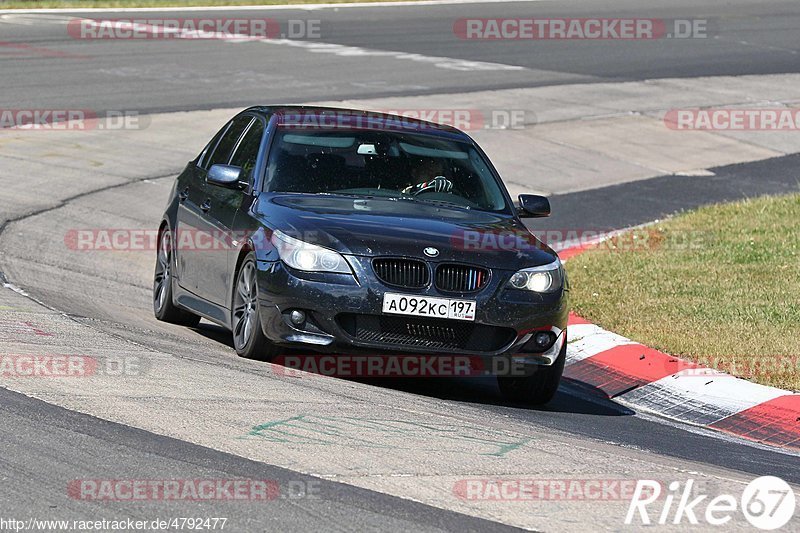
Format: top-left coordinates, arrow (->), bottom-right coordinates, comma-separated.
233,261 -> 258,350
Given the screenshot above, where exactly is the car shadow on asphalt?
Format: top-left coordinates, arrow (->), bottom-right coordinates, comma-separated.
362,376 -> 633,416
192,321 -> 633,417
193,321 -> 233,343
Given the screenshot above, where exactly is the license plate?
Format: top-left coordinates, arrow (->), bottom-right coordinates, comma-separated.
382,293 -> 476,321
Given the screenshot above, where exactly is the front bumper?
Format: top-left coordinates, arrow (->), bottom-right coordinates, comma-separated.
255,255 -> 569,364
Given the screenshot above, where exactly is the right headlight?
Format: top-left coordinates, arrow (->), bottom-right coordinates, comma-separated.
507,259 -> 563,293
271,230 -> 351,274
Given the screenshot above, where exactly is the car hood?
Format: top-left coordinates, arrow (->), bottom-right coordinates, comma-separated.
256,194 -> 557,270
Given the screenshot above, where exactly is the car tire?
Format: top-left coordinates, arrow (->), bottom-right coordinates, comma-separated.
497,342 -> 566,405
232,253 -> 281,361
153,227 -> 201,327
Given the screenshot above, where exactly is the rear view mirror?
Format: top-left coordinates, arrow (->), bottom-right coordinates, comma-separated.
207,164 -> 244,189
517,194 -> 551,218
357,143 -> 378,155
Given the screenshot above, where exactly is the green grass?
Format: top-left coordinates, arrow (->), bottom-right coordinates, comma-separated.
0,0 -> 406,8
565,193 -> 800,391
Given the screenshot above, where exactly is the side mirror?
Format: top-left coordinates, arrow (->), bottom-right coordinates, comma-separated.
517,194 -> 551,218
207,164 -> 244,189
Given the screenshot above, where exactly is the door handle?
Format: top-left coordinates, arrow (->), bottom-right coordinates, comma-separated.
178,187 -> 189,202
200,199 -> 211,212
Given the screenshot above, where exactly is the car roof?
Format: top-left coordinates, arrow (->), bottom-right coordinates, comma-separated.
242,105 -> 471,141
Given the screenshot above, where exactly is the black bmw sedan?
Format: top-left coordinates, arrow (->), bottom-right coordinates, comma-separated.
154,106 -> 569,404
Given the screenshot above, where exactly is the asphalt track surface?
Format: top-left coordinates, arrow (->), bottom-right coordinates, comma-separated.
0,387 -> 522,532
2,1 -> 800,531
0,0 -> 799,113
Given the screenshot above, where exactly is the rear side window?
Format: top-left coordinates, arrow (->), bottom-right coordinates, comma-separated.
230,119 -> 265,181
197,124 -> 229,169
206,115 -> 253,168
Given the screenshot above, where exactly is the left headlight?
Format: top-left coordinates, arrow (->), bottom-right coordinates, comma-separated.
271,230 -> 352,274
507,259 -> 563,293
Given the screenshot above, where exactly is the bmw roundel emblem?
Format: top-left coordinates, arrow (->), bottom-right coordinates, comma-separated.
424,247 -> 439,257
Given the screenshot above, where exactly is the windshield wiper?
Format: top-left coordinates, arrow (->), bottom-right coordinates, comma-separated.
398,196 -> 471,210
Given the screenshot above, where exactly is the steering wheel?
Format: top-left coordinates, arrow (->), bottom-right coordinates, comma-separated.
403,176 -> 454,196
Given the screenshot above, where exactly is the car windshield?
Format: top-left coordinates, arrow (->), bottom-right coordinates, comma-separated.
265,127 -> 509,212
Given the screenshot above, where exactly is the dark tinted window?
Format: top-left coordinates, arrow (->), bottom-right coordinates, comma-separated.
207,116 -> 252,168
265,127 -> 508,212
198,124 -> 229,169
229,119 -> 265,181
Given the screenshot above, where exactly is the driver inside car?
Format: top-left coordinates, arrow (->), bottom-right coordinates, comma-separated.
402,158 -> 454,195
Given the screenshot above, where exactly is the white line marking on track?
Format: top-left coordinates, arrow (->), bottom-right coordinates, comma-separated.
0,0 -> 550,15
0,14 -> 74,24
65,18 -> 525,72
250,38 -> 525,71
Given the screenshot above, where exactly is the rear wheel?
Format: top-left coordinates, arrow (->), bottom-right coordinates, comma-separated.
232,254 -> 280,361
153,227 -> 200,327
497,342 -> 566,405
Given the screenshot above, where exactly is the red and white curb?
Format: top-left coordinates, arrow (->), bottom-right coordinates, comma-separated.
560,240 -> 800,452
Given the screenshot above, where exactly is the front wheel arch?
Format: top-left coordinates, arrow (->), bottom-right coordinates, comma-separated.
230,242 -> 255,313
230,251 -> 280,360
